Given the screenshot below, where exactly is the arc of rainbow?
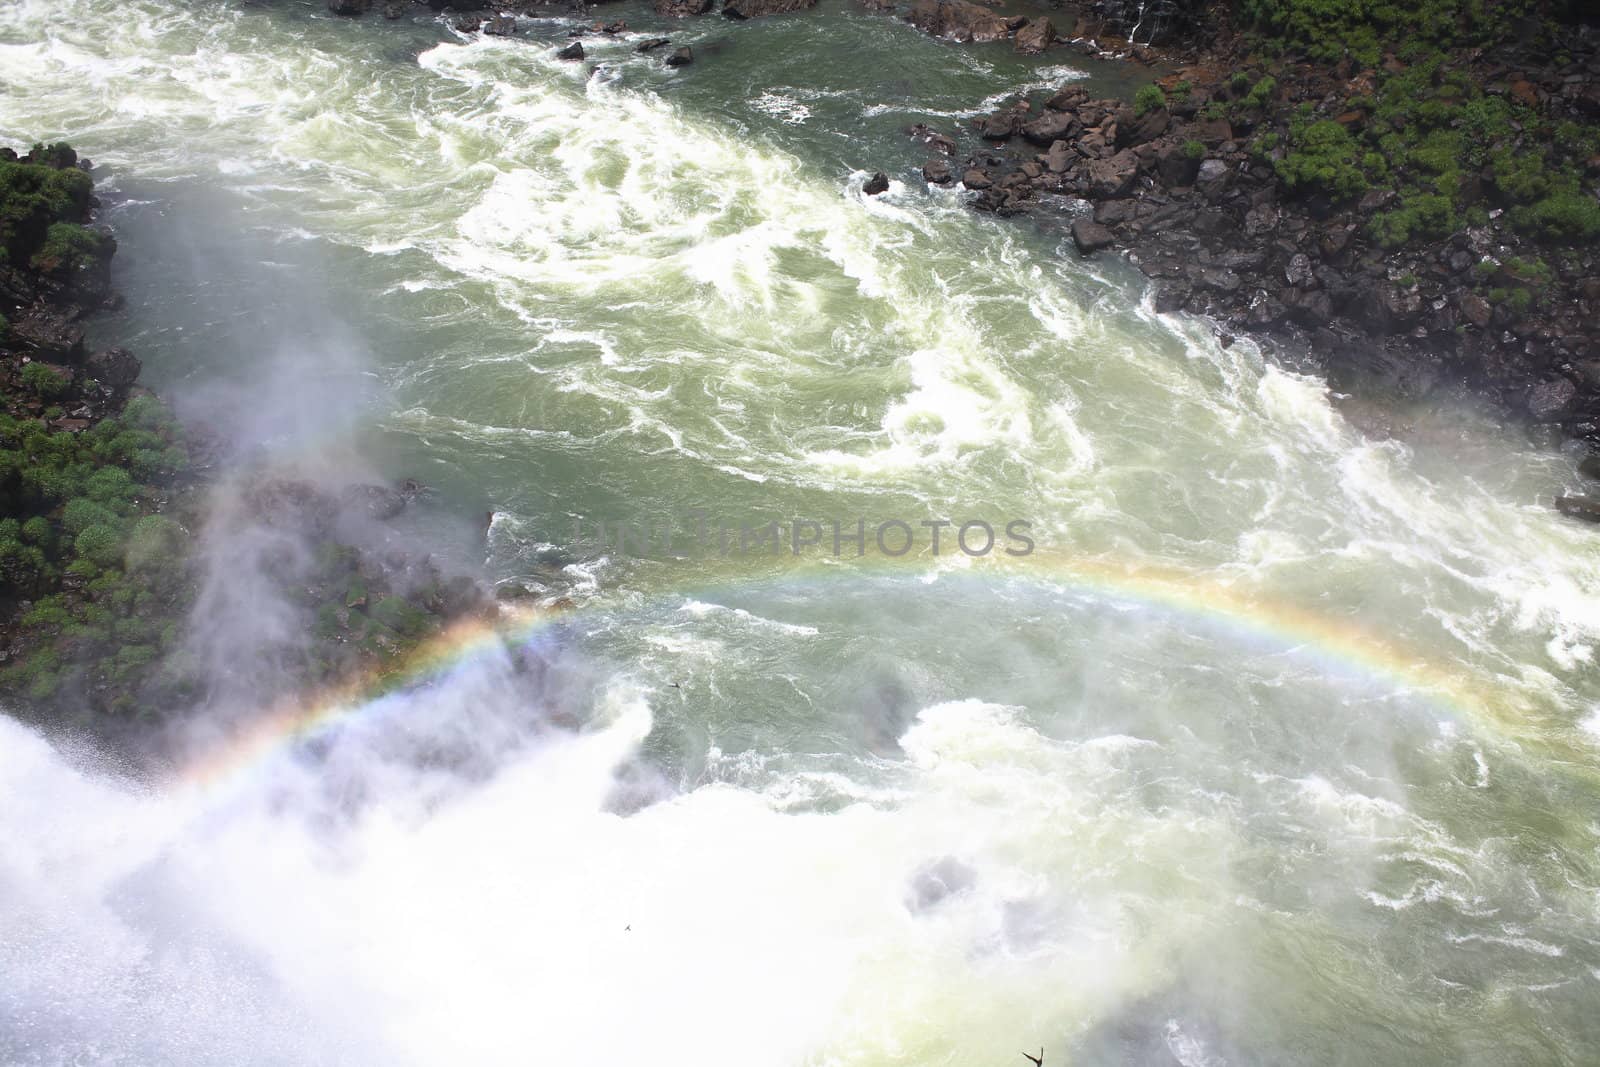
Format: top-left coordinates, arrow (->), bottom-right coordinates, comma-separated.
174,551 -> 1576,791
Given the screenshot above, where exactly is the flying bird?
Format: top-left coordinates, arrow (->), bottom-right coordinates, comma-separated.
1021,1050 -> 1043,1067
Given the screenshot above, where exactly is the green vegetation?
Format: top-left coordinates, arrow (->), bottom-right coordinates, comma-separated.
31,221 -> 110,274
1235,0 -> 1534,68
0,388 -> 193,711
1134,83 -> 1167,117
0,151 -> 96,270
1183,139 -> 1207,160
1265,50 -> 1600,250
19,362 -> 69,399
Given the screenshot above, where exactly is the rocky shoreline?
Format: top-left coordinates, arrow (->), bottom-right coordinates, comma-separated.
324,0 -> 1600,516
897,2 -> 1600,508
0,143 -> 498,748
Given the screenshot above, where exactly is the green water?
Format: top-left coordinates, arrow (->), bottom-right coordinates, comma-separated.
2,1 -> 1600,1064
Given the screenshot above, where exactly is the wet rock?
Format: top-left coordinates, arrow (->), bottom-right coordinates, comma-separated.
1020,110 -> 1077,146
10,306 -> 85,363
655,0 -> 712,12
556,41 -> 585,60
1086,150 -> 1139,198
724,0 -> 817,17
1284,253 -> 1315,289
922,159 -> 952,184
1285,287 -> 1334,327
863,171 -> 890,196
1043,140 -> 1073,174
1460,292 -> 1492,329
1555,494 -> 1600,523
961,168 -> 993,189
635,36 -> 672,51
1196,267 -> 1242,293
1071,218 -> 1115,254
905,0 -> 1011,42
1244,202 -> 1279,237
482,13 -> 516,34
1013,16 -> 1054,54
1527,378 -> 1577,421
382,2 -> 407,18
979,110 -> 1020,140
327,0 -> 370,14
906,857 -> 976,912
1093,199 -> 1135,225
665,45 -> 694,65
84,346 -> 141,391
1153,281 -> 1191,313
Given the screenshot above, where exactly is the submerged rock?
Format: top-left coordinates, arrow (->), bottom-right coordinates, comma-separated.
556,41 -> 584,60
665,45 -> 694,66
1556,494 -> 1600,523
327,0 -> 370,14
635,36 -> 672,51
863,171 -> 890,196
1071,218 -> 1115,254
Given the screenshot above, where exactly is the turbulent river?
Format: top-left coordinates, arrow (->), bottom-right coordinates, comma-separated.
4,0 -> 1600,1063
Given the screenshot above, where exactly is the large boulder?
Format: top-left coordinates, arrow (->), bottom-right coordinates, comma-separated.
905,0 -> 1012,42
1527,378 -> 1577,421
724,0 -> 817,17
1071,218 -> 1115,254
655,0 -> 712,12
85,346 -> 141,391
1020,109 -> 1078,146
1085,150 -> 1139,198
1014,17 -> 1055,53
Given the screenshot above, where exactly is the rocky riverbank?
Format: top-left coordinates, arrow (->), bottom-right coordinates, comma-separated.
0,142 -> 497,747
902,3 -> 1600,486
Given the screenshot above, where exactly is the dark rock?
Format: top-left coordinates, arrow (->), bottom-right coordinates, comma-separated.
1014,16 -> 1054,54
961,168 -> 992,190
1285,287 -> 1334,327
655,0 -> 712,12
1119,108 -> 1169,147
482,13 -> 516,34
10,306 -> 85,363
1086,150 -> 1139,198
1579,453 -> 1600,480
1155,140 -> 1200,186
1244,202 -> 1280,237
1020,110 -> 1077,146
84,347 -> 140,391
1045,87 -> 1088,112
382,2 -> 406,18
905,0 -> 1011,42
1093,199 -> 1135,226
342,484 -> 408,522
724,0 -> 816,17
1153,282 -> 1191,313
636,36 -> 672,51
979,110 -> 1019,140
1555,494 -> 1600,523
1071,218 -> 1115,254
1284,253 -> 1315,289
665,46 -> 694,66
863,171 -> 890,196
1460,292 -> 1492,329
557,41 -> 585,60
1196,268 -> 1242,293
1043,140 -> 1073,174
1195,158 -> 1228,184
327,0 -> 370,14
1528,378 -> 1577,421
923,159 -> 952,184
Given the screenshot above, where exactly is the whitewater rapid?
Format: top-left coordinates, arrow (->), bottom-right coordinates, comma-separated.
3,0 -> 1600,1064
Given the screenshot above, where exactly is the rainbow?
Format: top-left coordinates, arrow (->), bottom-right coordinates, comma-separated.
175,550 -> 1565,790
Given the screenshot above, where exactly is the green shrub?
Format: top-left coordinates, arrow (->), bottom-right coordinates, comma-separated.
124,514 -> 183,573
31,221 -> 108,274
1183,140 -> 1207,160
1276,120 -> 1371,201
1134,83 -> 1166,117
20,516 -> 51,546
20,361 -> 69,399
1244,75 -> 1278,109
74,523 -> 123,568
1513,192 -> 1600,242
62,497 -> 119,535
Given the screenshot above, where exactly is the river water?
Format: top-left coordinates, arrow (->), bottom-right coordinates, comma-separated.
3,1 -> 1600,1063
